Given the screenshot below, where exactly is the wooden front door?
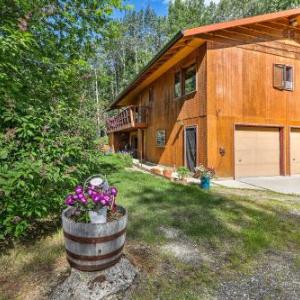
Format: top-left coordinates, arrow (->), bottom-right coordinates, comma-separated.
185,127 -> 197,172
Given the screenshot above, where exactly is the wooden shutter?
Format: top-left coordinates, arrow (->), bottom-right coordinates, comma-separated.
273,64 -> 285,90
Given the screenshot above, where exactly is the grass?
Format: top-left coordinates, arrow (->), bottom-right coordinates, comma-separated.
1,156 -> 300,299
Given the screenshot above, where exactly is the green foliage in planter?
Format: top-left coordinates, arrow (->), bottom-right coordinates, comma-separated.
176,166 -> 190,180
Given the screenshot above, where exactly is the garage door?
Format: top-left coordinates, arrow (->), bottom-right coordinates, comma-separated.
235,127 -> 280,178
290,128 -> 300,175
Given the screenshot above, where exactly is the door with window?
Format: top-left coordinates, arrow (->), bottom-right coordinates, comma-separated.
185,127 -> 197,172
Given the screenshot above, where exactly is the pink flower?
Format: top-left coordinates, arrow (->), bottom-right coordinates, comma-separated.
65,194 -> 74,206
109,187 -> 118,196
88,188 -> 94,196
75,185 -> 83,194
79,196 -> 88,204
103,194 -> 111,205
78,193 -> 85,200
93,195 -> 101,203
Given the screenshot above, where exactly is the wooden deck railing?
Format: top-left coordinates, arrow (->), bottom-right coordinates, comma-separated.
106,106 -> 148,133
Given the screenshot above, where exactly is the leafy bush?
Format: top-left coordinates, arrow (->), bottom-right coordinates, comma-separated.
0,0 -> 123,241
114,153 -> 133,167
0,103 -> 100,238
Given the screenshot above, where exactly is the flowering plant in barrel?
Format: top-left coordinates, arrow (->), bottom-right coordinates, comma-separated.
64,175 -> 118,223
62,175 -> 128,272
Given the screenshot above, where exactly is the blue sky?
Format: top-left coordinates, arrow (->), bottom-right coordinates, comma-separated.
114,0 -> 220,19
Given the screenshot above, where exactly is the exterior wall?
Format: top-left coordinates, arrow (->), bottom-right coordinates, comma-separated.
206,39 -> 300,177
134,44 -> 207,168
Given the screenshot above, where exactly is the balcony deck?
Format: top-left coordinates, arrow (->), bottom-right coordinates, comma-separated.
106,106 -> 148,134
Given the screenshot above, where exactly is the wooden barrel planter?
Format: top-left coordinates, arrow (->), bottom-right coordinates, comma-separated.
62,206 -> 127,272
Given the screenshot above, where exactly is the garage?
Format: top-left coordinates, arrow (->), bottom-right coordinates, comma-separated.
235,126 -> 281,178
290,128 -> 300,175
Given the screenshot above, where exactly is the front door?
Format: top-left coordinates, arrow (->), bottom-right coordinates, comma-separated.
185,127 -> 197,171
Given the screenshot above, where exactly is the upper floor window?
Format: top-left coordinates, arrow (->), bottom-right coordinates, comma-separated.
273,64 -> 294,91
184,64 -> 196,94
174,71 -> 181,98
174,64 -> 197,99
149,87 -> 153,105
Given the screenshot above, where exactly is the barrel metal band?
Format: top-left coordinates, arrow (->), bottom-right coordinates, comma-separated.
63,227 -> 126,244
67,255 -> 122,272
66,244 -> 124,261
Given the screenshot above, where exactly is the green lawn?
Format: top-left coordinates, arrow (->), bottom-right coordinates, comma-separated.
1,156 -> 300,299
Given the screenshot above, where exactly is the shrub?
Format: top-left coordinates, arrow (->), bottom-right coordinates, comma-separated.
176,166 -> 190,180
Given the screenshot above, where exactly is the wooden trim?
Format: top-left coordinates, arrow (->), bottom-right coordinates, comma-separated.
233,123 -> 285,179
184,125 -> 198,169
67,255 -> 122,272
234,122 -> 284,128
66,245 -> 124,261
280,127 -> 285,176
184,8 -> 300,37
63,227 -> 126,244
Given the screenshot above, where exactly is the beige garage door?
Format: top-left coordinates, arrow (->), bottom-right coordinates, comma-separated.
235,127 -> 280,178
290,129 -> 300,175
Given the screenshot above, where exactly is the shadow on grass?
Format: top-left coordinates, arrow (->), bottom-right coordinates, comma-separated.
110,170 -> 300,264
0,230 -> 68,300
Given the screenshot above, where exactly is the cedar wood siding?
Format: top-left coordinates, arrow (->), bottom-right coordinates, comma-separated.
108,8 -> 300,177
125,37 -> 300,177
206,39 -> 300,177
135,44 -> 207,168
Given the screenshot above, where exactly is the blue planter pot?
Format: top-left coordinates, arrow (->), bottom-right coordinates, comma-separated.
200,176 -> 211,190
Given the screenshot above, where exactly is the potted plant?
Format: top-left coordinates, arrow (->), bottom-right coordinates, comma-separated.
194,164 -> 215,190
176,166 -> 190,182
62,175 -> 127,272
163,167 -> 173,179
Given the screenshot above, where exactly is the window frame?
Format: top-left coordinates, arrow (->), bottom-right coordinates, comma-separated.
156,129 -> 166,148
174,71 -> 182,99
149,86 -> 154,105
183,64 -> 197,96
273,64 -> 294,91
174,63 -> 197,100
284,65 -> 294,91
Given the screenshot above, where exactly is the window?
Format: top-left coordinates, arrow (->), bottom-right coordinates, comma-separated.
273,64 -> 294,91
156,130 -> 166,147
174,72 -> 181,98
184,64 -> 196,94
149,87 -> 153,105
174,64 -> 197,99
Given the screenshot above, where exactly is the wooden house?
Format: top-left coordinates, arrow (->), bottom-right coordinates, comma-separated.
106,8 -> 300,178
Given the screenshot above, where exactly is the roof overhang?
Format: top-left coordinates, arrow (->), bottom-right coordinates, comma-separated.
110,7 -> 300,110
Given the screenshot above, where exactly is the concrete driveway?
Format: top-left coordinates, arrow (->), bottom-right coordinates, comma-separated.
239,175 -> 300,195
